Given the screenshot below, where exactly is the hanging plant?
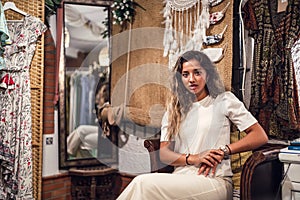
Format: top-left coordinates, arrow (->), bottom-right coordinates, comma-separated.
111,0 -> 145,31
101,9 -> 110,39
45,0 -> 62,27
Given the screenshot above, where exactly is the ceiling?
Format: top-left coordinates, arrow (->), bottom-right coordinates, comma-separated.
64,4 -> 108,58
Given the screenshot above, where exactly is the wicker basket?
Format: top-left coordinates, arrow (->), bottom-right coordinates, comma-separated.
3,1 -> 45,199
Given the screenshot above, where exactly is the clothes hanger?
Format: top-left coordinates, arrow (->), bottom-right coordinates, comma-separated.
3,2 -> 28,16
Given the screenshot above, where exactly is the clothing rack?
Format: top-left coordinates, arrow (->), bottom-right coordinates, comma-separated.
66,62 -> 108,76
66,68 -> 91,76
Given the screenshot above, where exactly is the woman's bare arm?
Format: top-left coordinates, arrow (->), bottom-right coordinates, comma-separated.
228,122 -> 268,154
159,141 -> 222,168
159,141 -> 185,166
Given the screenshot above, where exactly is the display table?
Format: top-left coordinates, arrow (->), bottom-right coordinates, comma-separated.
279,147 -> 300,200
69,166 -> 118,200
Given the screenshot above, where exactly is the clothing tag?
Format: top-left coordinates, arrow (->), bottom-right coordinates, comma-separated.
277,0 -> 288,13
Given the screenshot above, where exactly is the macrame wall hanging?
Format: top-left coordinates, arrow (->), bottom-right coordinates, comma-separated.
163,0 -> 229,68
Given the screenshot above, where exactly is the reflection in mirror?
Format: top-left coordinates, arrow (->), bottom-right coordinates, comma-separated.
58,1 -> 116,168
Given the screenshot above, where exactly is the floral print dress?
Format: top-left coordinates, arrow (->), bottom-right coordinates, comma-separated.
0,15 -> 47,199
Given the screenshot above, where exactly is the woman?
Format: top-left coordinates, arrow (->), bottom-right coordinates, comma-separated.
117,50 -> 268,200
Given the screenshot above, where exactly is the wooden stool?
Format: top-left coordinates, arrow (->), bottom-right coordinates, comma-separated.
69,166 -> 118,200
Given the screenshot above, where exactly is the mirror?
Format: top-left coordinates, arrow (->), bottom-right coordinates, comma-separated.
57,0 -> 117,168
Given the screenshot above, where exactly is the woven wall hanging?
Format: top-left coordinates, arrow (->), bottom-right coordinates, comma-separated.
163,0 -> 228,68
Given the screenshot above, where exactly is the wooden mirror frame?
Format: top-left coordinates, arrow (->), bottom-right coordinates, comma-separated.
57,0 -> 117,168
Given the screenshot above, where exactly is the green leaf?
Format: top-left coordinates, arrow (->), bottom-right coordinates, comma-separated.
53,0 -> 61,4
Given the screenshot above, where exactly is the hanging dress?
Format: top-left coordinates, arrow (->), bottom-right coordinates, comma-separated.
243,0 -> 300,140
291,38 -> 300,107
0,15 -> 47,199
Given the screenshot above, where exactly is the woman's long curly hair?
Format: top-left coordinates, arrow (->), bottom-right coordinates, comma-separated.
166,50 -> 225,140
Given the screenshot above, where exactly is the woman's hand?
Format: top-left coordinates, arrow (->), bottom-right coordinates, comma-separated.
190,149 -> 223,166
189,149 -> 224,176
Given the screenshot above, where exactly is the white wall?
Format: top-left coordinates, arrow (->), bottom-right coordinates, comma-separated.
118,134 -> 151,175
42,109 -> 60,177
